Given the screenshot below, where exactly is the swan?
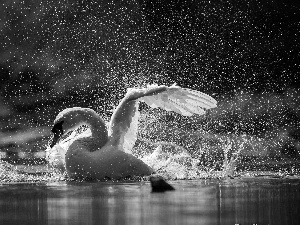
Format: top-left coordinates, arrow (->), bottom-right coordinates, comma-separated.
47,84 -> 217,180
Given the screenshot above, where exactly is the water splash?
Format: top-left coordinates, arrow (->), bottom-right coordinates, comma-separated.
220,136 -> 245,177
1,123 -> 299,183
142,145 -> 200,180
0,160 -> 64,183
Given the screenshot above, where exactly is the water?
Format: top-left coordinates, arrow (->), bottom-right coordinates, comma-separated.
1,128 -> 300,224
1,178 -> 299,225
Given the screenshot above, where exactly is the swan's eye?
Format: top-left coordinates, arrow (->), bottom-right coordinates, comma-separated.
52,121 -> 64,134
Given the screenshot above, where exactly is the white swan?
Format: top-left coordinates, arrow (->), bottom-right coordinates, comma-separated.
47,84 -> 217,180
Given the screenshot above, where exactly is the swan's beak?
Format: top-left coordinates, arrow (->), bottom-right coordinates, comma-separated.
50,121 -> 64,148
49,132 -> 62,148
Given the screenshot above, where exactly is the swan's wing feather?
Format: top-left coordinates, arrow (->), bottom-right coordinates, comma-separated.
141,94 -> 184,114
182,88 -> 217,108
140,86 -> 217,116
169,97 -> 206,116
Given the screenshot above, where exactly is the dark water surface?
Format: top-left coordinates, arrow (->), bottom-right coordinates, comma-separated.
0,178 -> 299,225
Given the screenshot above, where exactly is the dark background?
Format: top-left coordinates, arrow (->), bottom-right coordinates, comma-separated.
0,0 -> 299,161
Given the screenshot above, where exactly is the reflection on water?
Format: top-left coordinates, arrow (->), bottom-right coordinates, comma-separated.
0,179 -> 299,225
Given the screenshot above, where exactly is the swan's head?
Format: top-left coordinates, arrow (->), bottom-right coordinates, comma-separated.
49,107 -> 98,148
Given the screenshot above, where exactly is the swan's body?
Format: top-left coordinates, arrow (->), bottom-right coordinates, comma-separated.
47,84 -> 217,180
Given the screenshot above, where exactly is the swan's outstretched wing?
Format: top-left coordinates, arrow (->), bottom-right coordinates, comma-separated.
139,84 -> 217,116
108,97 -> 140,154
108,84 -> 217,154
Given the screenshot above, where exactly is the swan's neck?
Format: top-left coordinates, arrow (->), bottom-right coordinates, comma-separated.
77,111 -> 108,148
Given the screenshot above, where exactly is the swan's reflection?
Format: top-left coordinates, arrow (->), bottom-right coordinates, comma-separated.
1,180 -> 300,225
